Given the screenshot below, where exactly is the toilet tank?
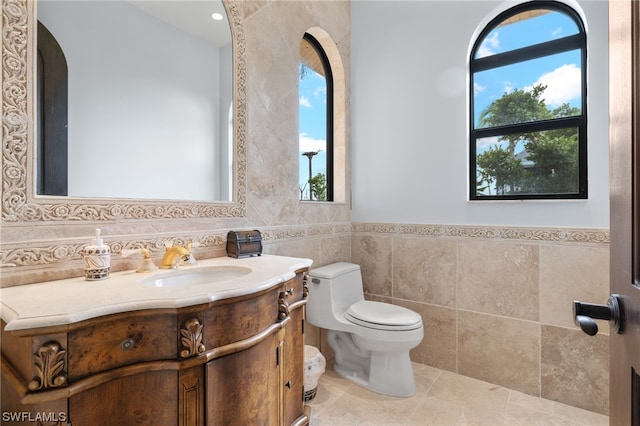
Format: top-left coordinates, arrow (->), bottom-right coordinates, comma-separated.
307,262 -> 365,329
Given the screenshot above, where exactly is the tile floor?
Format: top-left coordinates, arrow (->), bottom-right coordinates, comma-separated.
307,363 -> 609,425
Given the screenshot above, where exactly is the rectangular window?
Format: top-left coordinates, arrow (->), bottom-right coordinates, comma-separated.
475,127 -> 580,197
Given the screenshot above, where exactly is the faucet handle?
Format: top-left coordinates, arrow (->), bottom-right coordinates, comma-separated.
181,243 -> 197,266
120,247 -> 157,273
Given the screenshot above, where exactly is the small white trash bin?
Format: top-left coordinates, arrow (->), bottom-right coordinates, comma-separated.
303,345 -> 326,401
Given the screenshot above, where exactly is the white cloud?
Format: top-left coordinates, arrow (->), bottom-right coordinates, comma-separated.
300,96 -> 312,108
314,86 -> 327,99
503,81 -> 514,94
476,136 -> 503,151
551,26 -> 563,37
299,133 -> 326,152
477,31 -> 499,58
474,82 -> 486,96
525,63 -> 580,107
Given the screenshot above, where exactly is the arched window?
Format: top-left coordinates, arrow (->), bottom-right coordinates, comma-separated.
299,33 -> 334,201
37,21 -> 68,196
470,1 -> 587,200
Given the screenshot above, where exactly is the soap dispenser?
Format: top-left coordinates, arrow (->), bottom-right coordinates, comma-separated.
83,229 -> 111,280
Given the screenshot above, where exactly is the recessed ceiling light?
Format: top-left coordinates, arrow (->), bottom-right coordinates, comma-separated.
211,12 -> 224,21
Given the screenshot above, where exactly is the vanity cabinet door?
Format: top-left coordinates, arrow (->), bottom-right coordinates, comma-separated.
283,305 -> 305,425
69,370 -> 178,425
206,328 -> 282,425
282,272 -> 308,425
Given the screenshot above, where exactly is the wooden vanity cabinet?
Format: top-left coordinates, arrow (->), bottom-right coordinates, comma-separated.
0,269 -> 310,426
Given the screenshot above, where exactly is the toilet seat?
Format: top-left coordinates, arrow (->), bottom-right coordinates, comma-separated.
345,301 -> 422,331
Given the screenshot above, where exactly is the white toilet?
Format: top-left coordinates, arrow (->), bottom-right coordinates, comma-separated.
306,262 -> 424,397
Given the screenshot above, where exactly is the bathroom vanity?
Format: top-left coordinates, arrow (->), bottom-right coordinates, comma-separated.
0,255 -> 312,426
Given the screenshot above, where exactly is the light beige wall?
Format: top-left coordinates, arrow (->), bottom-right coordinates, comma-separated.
351,222 -> 610,415
0,0 -> 351,286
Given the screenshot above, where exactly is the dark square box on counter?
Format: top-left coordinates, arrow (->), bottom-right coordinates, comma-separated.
226,230 -> 263,258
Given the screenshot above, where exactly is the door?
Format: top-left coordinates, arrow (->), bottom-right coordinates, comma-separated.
574,1 -> 640,424
610,1 -> 640,423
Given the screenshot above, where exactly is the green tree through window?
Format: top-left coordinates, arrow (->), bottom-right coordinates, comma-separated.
476,84 -> 580,195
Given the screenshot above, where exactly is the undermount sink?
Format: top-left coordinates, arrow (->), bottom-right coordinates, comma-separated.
142,265 -> 252,288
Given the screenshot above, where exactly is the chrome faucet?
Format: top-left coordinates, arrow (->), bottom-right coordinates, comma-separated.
159,244 -> 192,269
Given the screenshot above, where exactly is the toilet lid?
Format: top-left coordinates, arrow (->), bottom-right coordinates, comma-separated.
345,301 -> 423,331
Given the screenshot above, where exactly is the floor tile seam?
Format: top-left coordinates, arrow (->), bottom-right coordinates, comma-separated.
316,388 -> 425,426
391,398 -> 427,425
422,369 -> 452,402
499,388 -> 516,425
315,377 -> 354,406
423,367 -> 443,396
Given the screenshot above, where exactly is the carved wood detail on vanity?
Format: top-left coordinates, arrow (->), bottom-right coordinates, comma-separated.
302,274 -> 310,299
27,341 -> 67,391
180,318 -> 206,358
278,290 -> 291,321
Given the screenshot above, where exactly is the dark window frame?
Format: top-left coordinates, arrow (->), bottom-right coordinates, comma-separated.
300,33 -> 334,202
469,1 -> 587,201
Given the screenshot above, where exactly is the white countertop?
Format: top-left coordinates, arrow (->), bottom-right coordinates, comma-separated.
0,255 -> 312,332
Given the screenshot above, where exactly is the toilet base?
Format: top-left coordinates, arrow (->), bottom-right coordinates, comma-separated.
329,330 -> 417,398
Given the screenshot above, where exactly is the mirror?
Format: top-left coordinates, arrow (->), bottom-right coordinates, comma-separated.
37,0 -> 234,201
1,0 -> 246,221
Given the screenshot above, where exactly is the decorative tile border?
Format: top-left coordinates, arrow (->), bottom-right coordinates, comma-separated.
0,235 -> 224,268
352,222 -> 609,245
0,223 -> 352,269
0,221 -> 606,278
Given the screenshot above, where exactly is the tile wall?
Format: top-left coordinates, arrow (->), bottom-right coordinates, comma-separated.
349,222 -> 610,415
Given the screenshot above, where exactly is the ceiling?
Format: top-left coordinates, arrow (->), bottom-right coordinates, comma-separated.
128,0 -> 231,47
